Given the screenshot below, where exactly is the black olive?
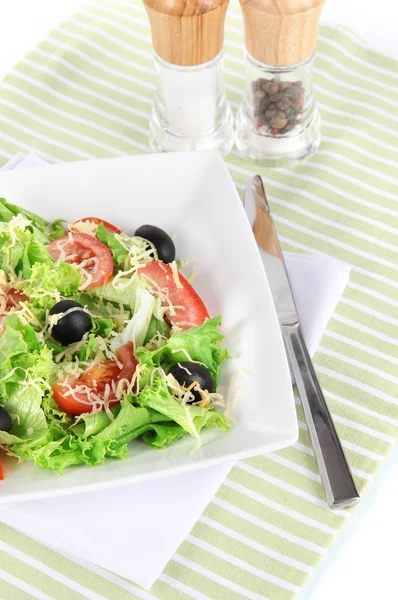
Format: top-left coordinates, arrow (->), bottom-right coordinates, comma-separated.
168,362 -> 214,403
134,224 -> 176,264
49,300 -> 91,346
0,405 -> 12,432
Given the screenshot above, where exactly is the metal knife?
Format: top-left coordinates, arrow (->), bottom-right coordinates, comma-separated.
246,175 -> 360,510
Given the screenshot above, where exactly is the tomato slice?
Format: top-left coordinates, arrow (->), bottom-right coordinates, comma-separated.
47,233 -> 114,289
138,261 -> 209,329
52,342 -> 137,416
74,217 -> 121,235
0,459 -> 4,481
5,288 -> 28,309
0,289 -> 29,337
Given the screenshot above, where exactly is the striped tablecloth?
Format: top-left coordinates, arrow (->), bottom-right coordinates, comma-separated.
0,1 -> 397,598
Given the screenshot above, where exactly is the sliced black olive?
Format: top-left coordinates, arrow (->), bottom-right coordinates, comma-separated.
49,300 -> 91,346
134,224 -> 176,264
0,405 -> 12,433
168,362 -> 214,403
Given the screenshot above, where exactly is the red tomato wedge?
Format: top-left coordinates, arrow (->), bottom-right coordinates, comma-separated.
0,289 -> 29,336
138,261 -> 209,330
47,233 -> 114,289
53,342 -> 137,416
0,459 -> 4,481
74,217 -> 121,234
5,288 -> 28,309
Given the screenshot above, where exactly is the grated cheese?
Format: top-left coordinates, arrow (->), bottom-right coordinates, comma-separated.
47,305 -> 89,331
55,332 -> 90,363
170,261 -> 183,288
0,270 -> 7,289
69,220 -> 98,236
187,268 -> 197,283
170,348 -> 196,362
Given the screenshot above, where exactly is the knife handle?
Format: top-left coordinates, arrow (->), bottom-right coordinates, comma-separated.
282,323 -> 360,510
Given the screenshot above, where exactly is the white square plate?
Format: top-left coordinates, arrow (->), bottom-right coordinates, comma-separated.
0,152 -> 297,503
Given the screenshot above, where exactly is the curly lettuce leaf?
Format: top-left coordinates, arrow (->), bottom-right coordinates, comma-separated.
136,316 -> 229,387
88,277 -> 141,312
91,317 -> 118,338
141,422 -> 186,449
0,227 -> 29,274
0,314 -> 41,381
137,377 -> 228,437
22,260 -> 83,308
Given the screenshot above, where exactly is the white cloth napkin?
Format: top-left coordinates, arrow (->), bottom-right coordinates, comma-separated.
0,152 -> 350,589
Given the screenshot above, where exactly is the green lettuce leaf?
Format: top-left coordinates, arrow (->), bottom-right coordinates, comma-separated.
47,218 -> 67,241
0,198 -> 50,244
96,222 -> 128,267
0,227 -> 29,274
1,385 -> 48,439
0,198 -> 48,230
137,377 -> 229,437
111,286 -> 155,350
88,277 -> 141,312
0,314 -> 41,383
144,315 -> 170,345
22,261 -> 83,309
136,316 -> 229,387
94,400 -> 150,442
141,422 -> 186,449
19,235 -> 53,279
91,317 -> 118,338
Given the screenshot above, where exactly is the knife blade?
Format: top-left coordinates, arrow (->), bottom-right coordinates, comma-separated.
246,175 -> 360,510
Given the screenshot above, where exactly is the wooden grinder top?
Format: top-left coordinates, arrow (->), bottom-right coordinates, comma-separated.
142,0 -> 230,67
239,0 -> 325,66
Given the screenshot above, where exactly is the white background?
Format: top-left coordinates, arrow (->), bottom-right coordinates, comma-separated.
0,2 -> 397,600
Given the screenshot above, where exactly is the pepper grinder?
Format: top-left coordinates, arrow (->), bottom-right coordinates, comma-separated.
142,0 -> 234,154
236,0 -> 325,166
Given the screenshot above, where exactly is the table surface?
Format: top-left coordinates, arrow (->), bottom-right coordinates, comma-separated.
0,2 -> 397,600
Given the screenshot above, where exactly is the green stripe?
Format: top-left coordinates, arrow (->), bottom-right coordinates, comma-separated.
0,550 -> 90,600
162,559 -> 249,600
317,37 -> 398,87
47,28 -> 155,80
13,62 -> 151,131
177,540 -> 296,599
215,486 -> 333,547
38,38 -> 155,92
0,87 -> 146,155
321,25 -> 398,76
0,525 -> 142,600
202,503 -> 321,567
344,286 -> 398,321
314,56 -> 398,105
0,580 -> 38,600
191,521 -> 307,585
328,313 -> 398,357
228,467 -> 345,529
0,120 -> 82,162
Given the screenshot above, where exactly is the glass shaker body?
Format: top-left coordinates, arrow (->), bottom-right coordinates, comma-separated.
150,51 -> 234,154
236,53 -> 321,166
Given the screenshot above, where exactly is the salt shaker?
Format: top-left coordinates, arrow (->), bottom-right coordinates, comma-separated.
142,0 -> 234,154
236,0 -> 324,166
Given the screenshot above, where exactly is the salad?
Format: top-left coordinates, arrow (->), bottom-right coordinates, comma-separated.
0,199 -> 230,480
